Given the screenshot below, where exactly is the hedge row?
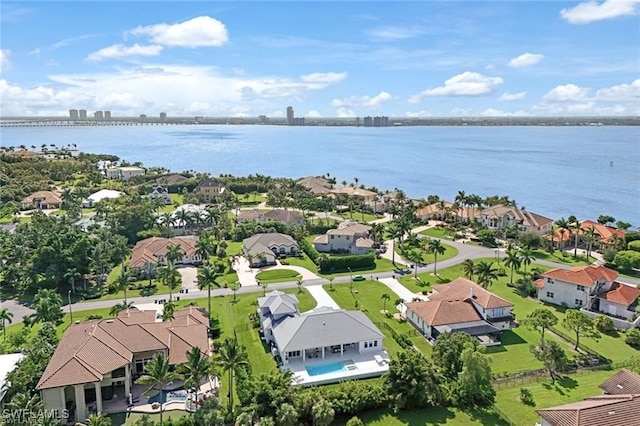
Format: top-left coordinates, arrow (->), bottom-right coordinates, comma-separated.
317,253 -> 376,273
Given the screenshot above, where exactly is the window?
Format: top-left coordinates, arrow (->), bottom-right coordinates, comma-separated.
575,299 -> 583,307
112,367 -> 126,378
577,285 -> 586,292
330,235 -> 334,240
364,342 -> 369,348
546,278 -> 553,284
546,292 -> 554,298
374,341 -> 378,347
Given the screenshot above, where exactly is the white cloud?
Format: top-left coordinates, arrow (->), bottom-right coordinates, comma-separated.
409,72 -> 503,102
595,78 -> 640,101
560,0 -> 640,24
499,92 -> 527,101
542,84 -> 591,101
86,44 -> 164,61
300,72 -> 347,85
28,48 -> 41,56
480,108 -> 530,117
336,108 -> 356,117
130,16 -> 229,48
331,91 -> 392,108
366,25 -> 426,40
406,110 -> 432,117
0,49 -> 10,72
307,110 -> 321,117
230,105 -> 250,117
508,53 -> 544,68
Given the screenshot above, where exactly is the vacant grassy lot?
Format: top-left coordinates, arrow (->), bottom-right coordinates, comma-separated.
339,211 -> 384,223
533,249 -> 591,266
255,269 -> 301,283
396,240 -> 459,265
494,369 -> 616,426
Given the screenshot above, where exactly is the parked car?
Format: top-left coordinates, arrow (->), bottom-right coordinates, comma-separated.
352,275 -> 366,281
394,269 -> 411,275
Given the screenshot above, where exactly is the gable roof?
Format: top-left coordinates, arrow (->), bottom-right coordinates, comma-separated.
330,187 -> 377,198
263,209 -> 305,224
405,299 -> 482,326
580,220 -> 626,243
297,176 -> 332,194
272,308 -> 383,352
481,204 -> 553,228
430,277 -> 513,309
129,236 -> 199,268
21,190 -> 62,206
543,265 -> 619,287
537,394 -> 640,426
600,369 -> 640,395
258,290 -> 299,316
195,177 -> 225,190
599,282 -> 640,306
154,174 -> 190,185
326,221 -> 371,236
244,233 -> 298,250
37,307 -> 209,390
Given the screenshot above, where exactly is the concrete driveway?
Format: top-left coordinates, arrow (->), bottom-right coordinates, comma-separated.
232,256 -> 259,287
177,266 -> 199,291
306,286 -> 340,311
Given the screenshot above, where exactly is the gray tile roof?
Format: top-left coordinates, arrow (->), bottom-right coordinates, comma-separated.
258,290 -> 299,316
272,308 -> 383,352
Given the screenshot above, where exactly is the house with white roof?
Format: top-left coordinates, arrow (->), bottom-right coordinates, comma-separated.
257,291 -> 389,386
82,189 -> 124,208
106,166 -> 145,181
313,221 -> 373,255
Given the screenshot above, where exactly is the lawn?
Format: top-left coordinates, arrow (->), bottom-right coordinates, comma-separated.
339,211 -> 384,223
155,193 -> 184,213
284,250 -> 405,278
255,269 -> 301,283
109,409 -> 187,425
419,227 -> 453,239
396,241 -> 459,266
237,193 -> 267,205
494,368 -> 617,426
340,406 -> 510,426
533,249 -> 591,266
324,281 -> 433,355
0,215 -> 31,224
396,275 -> 433,294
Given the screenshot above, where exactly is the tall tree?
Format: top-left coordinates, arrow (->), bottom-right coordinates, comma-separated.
384,349 -> 443,412
503,248 -> 521,284
0,308 -> 13,340
30,288 -> 64,325
474,261 -> 499,289
523,309 -> 558,343
530,340 -> 567,384
179,346 -> 212,390
461,259 -> 475,280
454,347 -> 495,406
555,217 -> 570,251
109,300 -> 134,316
562,309 -> 600,350
115,267 -> 132,305
136,353 -> 179,426
216,336 -> 249,412
518,246 -> 536,273
432,332 -> 479,381
198,264 -> 220,320
381,293 -> 391,312
426,239 -> 446,276
568,215 -> 581,258
582,226 -> 599,260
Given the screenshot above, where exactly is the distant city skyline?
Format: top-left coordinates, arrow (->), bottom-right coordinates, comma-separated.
0,1 -> 638,117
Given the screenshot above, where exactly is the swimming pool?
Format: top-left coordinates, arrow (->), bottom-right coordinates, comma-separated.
148,389 -> 188,404
306,361 -> 346,376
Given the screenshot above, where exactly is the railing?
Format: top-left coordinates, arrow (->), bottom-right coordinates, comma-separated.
548,325 -> 604,360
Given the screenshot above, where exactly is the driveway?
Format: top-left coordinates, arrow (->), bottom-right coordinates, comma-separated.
378,278 -> 428,303
232,256 -> 258,287
306,285 -> 340,311
177,266 -> 199,291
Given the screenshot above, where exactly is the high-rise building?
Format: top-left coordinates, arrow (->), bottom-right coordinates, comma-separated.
363,116 -> 373,127
104,111 -> 111,120
160,112 -> 167,121
94,111 -> 104,120
69,109 -> 79,120
286,106 -> 294,125
355,117 -> 360,127
79,109 -> 87,120
140,114 -> 147,122
293,117 -> 305,126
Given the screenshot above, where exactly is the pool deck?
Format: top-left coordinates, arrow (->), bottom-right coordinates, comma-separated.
283,350 -> 390,386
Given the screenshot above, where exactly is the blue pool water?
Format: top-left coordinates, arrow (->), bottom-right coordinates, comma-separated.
306,361 -> 346,376
147,389 -> 188,404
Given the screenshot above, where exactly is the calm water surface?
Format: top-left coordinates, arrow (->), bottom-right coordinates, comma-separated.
2,125 -> 638,225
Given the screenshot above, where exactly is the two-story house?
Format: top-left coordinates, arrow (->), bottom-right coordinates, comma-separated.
106,166 -> 145,181
194,177 -> 226,203
129,236 -> 202,269
313,221 -> 373,254
148,185 -> 172,205
405,278 -> 514,346
479,205 -> 553,235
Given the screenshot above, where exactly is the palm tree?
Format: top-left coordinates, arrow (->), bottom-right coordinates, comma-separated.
503,248 -> 522,284
568,215 -> 581,258
555,217 -> 570,252
158,263 -> 179,302
327,275 -> 335,290
198,264 -> 220,320
388,222 -> 405,265
455,190 -> 467,223
461,259 -> 475,280
141,262 -> 157,286
0,308 -> 13,340
116,267 -> 132,305
175,208 -> 192,234
137,353 -> 179,426
381,293 -> 391,313
582,226 -> 599,260
162,300 -> 176,321
296,277 -> 304,293
179,346 -> 211,390
426,239 -> 446,276
475,260 -> 499,289
518,246 -> 536,273
166,243 -> 184,267
196,235 -> 214,265
405,250 -> 423,278
109,300 -> 134,316
216,336 -> 249,412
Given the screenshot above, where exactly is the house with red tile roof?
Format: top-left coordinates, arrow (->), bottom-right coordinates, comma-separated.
405,278 -> 514,346
20,190 -> 63,210
597,282 -> 640,320
551,219 -> 626,249
36,307 -> 209,423
129,236 -> 201,269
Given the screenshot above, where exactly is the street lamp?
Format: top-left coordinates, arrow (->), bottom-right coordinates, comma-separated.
68,290 -> 73,324
348,267 -> 353,292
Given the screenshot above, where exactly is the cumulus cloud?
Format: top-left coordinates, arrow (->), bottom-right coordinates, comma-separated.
542,84 -> 591,101
499,92 -> 527,101
336,107 -> 356,117
330,91 -> 392,108
508,53 -> 544,68
86,44 -> 164,61
130,16 -> 229,47
406,110 -> 432,117
595,78 -> 640,101
300,72 -> 347,85
307,110 -> 321,117
480,108 -> 530,117
560,0 -> 640,24
409,72 -> 503,102
0,49 -> 10,72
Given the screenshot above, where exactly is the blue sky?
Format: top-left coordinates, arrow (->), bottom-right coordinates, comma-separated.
1,1 -> 638,117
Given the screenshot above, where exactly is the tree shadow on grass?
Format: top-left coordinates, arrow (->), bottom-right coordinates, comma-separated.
541,375 -> 579,396
467,407 -> 511,426
352,406 -> 457,425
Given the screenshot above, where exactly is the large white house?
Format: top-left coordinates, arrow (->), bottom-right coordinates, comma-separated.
313,221 -> 373,255
82,189 -> 124,208
405,278 -> 514,346
479,204 -> 553,234
106,166 -> 145,181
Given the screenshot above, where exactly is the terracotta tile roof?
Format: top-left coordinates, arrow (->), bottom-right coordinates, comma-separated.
354,237 -> 374,248
129,236 -> 199,268
552,220 -> 626,244
535,278 -> 545,288
543,265 -> 618,287
600,370 -> 640,395
416,201 -> 477,219
599,283 -> 640,306
429,277 -> 513,309
36,307 -> 209,390
406,299 -> 482,326
237,210 -> 265,221
537,394 -> 640,426
330,187 -> 377,198
21,190 -> 62,206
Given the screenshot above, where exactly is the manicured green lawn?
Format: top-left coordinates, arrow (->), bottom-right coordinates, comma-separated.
0,215 -> 30,224
324,281 -> 432,355
255,269 -> 301,283
494,369 -> 616,426
156,193 -> 184,213
223,241 -> 243,257
396,275 -> 433,294
283,253 -> 319,273
396,241 -> 459,265
237,193 -> 267,204
343,406 -> 509,425
339,211 -> 384,223
533,250 -> 591,266
109,409 -> 187,425
284,250 -> 405,278
419,227 -> 452,239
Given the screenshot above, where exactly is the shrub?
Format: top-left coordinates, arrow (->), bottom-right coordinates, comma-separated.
519,387 -> 535,406
86,314 -> 103,320
629,240 -> 640,253
346,417 -> 365,426
603,248 -> 618,263
624,328 -> 640,348
613,250 -> 640,271
594,315 -> 615,333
